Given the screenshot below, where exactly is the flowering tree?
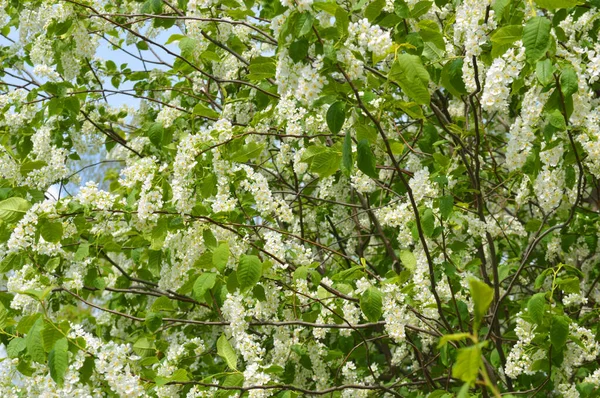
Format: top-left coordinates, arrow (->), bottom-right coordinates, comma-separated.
2,0 -> 600,396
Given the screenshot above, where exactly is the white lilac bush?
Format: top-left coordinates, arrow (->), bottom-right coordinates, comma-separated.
0,0 -> 599,396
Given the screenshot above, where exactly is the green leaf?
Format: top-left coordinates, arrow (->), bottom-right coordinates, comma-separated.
39,219 -> 63,243
560,65 -> 578,97
536,59 -> 554,86
534,0 -> 582,9
64,96 -> 80,115
0,197 -> 31,223
421,208 -> 435,237
247,57 -> 276,80
399,250 -> 416,270
48,338 -> 68,386
341,130 -> 353,176
365,0 -> 385,22
26,318 -> 46,363
310,150 -> 341,178
295,13 -> 314,37
527,292 -> 546,325
212,243 -> 230,272
151,296 -> 174,312
356,139 -> 377,178
469,278 -> 494,331
438,332 -> 472,348
360,286 -> 383,322
165,33 -> 185,44
389,54 -> 431,105
20,160 -> 47,176
193,103 -> 219,119
179,37 -> 197,59
148,122 -> 164,146
556,276 -> 580,294
418,20 -> 445,49
522,17 -> 551,62
217,334 -> 238,370
335,7 -> 349,37
326,102 -> 346,134
237,255 -> 262,291
0,302 -> 7,330
141,0 -> 162,13
550,315 -> 569,349
193,272 -> 217,302
411,1 -> 433,18
439,195 -> 453,220
7,337 -> 26,358
452,344 -> 482,383
42,324 -> 64,352
440,58 -> 467,97
74,243 -> 89,262
491,25 -> 523,57
289,39 -> 309,63
145,312 -> 163,333
491,25 -> 523,46
133,337 -> 155,357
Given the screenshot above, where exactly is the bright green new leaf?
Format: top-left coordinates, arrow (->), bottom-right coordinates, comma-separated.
400,250 -> 416,270
212,242 -> 230,272
469,278 -> 494,331
527,292 -> 546,325
421,208 -> 435,237
237,255 -> 262,291
7,337 -> 26,358
534,0 -> 582,9
310,149 -> 341,178
0,302 -> 6,330
440,58 -> 467,97
560,65 -> 578,97
452,344 -> 482,383
439,195 -> 453,220
0,197 -> 31,223
217,334 -> 238,370
39,219 -> 63,243
523,17 -> 551,62
193,272 -> 217,302
148,122 -> 164,147
536,59 -> 554,86
438,332 -> 472,348
360,286 -> 383,322
26,318 -> 46,363
48,338 -> 68,386
389,54 -> 431,105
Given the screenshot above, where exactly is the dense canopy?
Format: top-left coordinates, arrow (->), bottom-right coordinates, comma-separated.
1,0 -> 600,396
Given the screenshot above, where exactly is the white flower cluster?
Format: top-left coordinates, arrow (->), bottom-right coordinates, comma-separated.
347,18 -> 393,58
533,166 -> 564,213
68,324 -> 144,397
453,0 -> 496,92
563,292 -> 588,307
161,224 -> 207,290
506,86 -> 550,170
156,99 -> 182,128
351,170 -> 377,193
276,53 -> 326,105
408,168 -> 436,202
237,164 -> 294,223
505,313 -> 538,379
481,43 -> 525,114
172,133 -> 203,213
382,284 -> 410,344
